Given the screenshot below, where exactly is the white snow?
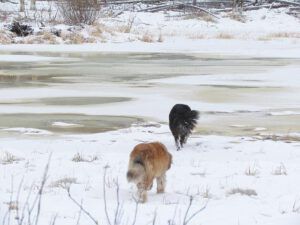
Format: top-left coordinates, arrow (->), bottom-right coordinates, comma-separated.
0,125 -> 300,225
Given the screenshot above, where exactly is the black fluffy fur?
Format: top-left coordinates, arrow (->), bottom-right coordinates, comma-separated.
169,104 -> 199,150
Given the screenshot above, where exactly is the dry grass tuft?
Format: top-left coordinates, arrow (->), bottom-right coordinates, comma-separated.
227,188 -> 257,196
188,33 -> 205,39
258,32 -> 300,41
0,31 -> 14,44
215,32 -> 234,39
227,12 -> 246,23
272,163 -> 287,176
139,32 -> 155,43
62,32 -> 96,44
90,23 -> 104,38
184,13 -> 216,23
245,164 -> 259,176
157,32 -> 164,42
72,153 -> 99,163
49,177 -> 78,189
5,201 -> 18,211
24,31 -> 58,44
201,187 -> 212,199
0,152 -> 23,165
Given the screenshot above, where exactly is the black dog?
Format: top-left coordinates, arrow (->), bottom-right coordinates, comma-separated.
169,104 -> 199,150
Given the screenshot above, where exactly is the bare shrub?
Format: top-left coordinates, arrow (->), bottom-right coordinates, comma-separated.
227,188 -> 257,196
56,0 -> 101,25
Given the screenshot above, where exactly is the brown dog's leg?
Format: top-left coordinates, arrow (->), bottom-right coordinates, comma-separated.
137,183 -> 147,203
156,173 -> 166,193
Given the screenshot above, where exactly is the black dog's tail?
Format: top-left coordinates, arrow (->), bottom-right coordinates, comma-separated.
185,109 -> 199,132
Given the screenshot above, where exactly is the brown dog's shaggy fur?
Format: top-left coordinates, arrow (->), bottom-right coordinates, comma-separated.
127,142 -> 172,203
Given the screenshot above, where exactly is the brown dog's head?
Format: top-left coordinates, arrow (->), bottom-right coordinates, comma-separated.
127,155 -> 145,184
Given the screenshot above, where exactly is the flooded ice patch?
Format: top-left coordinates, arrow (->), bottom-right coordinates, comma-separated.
0,97 -> 132,106
0,113 -> 144,135
0,54 -> 73,62
2,127 -> 52,135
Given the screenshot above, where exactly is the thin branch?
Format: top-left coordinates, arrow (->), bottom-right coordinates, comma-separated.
34,154 -> 52,225
114,179 -> 120,225
67,187 -> 99,225
103,165 -> 112,225
183,196 -> 208,225
131,197 -> 139,225
152,209 -> 157,225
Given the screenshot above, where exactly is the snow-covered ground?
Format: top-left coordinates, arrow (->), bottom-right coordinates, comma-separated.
1,124 -> 300,225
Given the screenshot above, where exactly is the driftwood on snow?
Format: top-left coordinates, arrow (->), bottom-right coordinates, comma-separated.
138,3 -> 220,19
213,2 -> 289,12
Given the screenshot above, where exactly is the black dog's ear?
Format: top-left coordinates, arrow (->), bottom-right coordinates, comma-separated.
133,155 -> 144,166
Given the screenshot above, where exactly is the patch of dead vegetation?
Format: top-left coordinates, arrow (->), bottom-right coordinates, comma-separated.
184,13 -> 217,23
49,177 -> 78,189
0,152 -> 23,165
0,30 -> 14,44
245,164 -> 259,176
4,201 -> 18,211
215,32 -> 234,39
227,12 -> 247,23
188,33 -> 206,39
272,163 -> 287,176
61,32 -> 96,44
258,32 -> 300,41
138,32 -> 155,43
72,153 -> 99,163
24,31 -> 59,44
256,134 -> 300,143
227,188 -> 257,196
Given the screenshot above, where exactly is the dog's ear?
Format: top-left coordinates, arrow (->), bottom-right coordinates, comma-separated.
133,155 -> 144,167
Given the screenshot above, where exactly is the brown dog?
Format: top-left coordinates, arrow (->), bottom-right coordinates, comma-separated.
127,142 -> 172,203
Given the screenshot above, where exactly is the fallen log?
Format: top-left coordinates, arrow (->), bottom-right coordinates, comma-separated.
273,0 -> 300,6
104,0 -> 162,5
138,2 -> 220,19
183,4 -> 220,19
213,3 -> 288,12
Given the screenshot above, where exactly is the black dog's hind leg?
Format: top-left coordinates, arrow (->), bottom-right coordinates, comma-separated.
180,134 -> 188,148
174,135 -> 180,150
